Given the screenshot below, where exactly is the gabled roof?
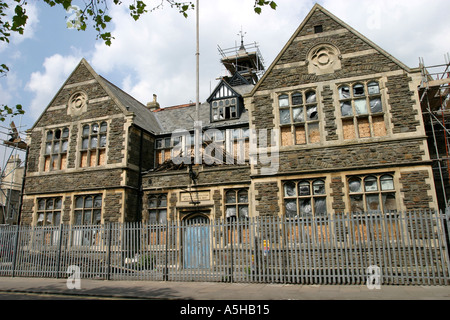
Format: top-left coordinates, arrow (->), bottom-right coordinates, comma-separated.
247,3 -> 414,96
31,58 -> 162,134
207,74 -> 254,102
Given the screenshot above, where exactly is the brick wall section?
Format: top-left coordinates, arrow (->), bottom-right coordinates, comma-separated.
65,63 -> 95,86
254,182 -> 280,216
20,198 -> 34,225
103,190 -> 123,222
67,125 -> 79,169
26,130 -> 42,173
251,95 -> 274,133
24,168 -> 124,194
400,170 -> 433,210
144,166 -> 251,190
213,190 -> 222,219
62,196 -> 71,223
257,139 -> 426,174
169,192 -> 178,221
128,127 -> 154,171
321,85 -> 338,141
330,176 -> 345,212
107,117 -> 126,164
386,74 -> 420,133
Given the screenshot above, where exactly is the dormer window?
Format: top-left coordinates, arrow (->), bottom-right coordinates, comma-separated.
208,78 -> 246,123
212,98 -> 238,121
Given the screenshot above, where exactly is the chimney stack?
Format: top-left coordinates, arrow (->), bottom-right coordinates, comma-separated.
146,94 -> 160,111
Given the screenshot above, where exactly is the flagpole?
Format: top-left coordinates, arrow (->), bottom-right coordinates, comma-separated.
195,0 -> 199,122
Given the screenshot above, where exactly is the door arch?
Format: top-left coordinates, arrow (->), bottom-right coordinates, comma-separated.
183,213 -> 210,269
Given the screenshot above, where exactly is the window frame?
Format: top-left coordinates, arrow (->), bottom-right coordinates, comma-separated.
148,194 -> 168,224
278,89 -> 321,146
36,197 -> 62,226
338,80 -> 386,140
79,121 -> 108,168
43,127 -> 69,172
224,189 -> 249,221
347,174 -> 397,213
73,194 -> 102,225
283,179 -> 327,218
211,97 -> 239,122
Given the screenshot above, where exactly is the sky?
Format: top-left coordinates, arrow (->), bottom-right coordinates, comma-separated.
0,0 -> 449,165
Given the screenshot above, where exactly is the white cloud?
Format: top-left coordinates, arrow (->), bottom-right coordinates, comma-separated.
25,54 -> 81,119
320,0 -> 450,68
90,0 -> 313,108
0,2 -> 39,52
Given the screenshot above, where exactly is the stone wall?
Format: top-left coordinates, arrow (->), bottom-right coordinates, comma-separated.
254,138 -> 427,175
386,74 -> 420,133
254,182 -> 280,216
400,170 -> 433,210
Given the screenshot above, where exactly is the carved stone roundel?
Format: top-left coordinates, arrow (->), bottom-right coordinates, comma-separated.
68,91 -> 88,116
69,91 -> 87,109
307,44 -> 341,75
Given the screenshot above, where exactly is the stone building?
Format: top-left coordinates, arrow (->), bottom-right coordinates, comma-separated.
20,4 -> 439,226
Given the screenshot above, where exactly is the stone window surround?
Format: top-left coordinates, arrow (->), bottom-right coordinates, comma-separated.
42,126 -> 69,172
36,196 -> 63,226
282,178 -> 327,218
335,78 -> 388,140
224,188 -> 249,220
276,88 -> 322,146
346,172 -> 398,214
148,193 -> 168,224
76,119 -> 110,169
73,193 -> 103,225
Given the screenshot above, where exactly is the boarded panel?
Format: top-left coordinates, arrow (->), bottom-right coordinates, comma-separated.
98,149 -> 106,166
295,126 -> 306,145
372,115 -> 386,137
281,126 -> 293,146
343,119 -> 356,140
308,123 -> 320,143
60,154 -> 67,170
80,151 -> 88,167
357,117 -> 371,138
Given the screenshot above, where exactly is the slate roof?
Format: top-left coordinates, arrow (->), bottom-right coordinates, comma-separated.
153,83 -> 253,135
153,102 -> 249,135
99,76 -> 163,134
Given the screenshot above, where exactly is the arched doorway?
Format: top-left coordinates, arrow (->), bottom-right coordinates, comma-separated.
183,213 -> 210,269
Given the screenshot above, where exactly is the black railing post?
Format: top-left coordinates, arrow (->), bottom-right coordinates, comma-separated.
56,223 -> 64,278
106,222 -> 112,280
164,220 -> 169,281
11,224 -> 20,277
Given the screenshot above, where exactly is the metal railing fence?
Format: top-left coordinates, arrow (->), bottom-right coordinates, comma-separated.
0,209 -> 449,285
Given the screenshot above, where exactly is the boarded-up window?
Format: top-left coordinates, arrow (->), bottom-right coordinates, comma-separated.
43,127 -> 69,172
80,122 -> 108,168
339,81 -> 386,140
278,89 -> 320,146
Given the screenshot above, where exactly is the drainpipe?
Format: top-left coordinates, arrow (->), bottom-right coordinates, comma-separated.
136,128 -> 144,222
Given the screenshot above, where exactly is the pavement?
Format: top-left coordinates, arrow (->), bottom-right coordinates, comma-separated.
0,276 -> 449,301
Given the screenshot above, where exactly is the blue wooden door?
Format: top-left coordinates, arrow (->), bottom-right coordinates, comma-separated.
183,216 -> 210,269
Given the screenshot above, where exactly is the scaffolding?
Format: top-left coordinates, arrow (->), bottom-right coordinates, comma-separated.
217,39 -> 266,85
0,115 -> 27,225
419,54 -> 450,210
